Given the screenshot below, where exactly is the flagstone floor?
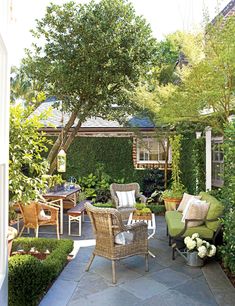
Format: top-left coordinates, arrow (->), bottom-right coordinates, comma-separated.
20,214 -> 235,306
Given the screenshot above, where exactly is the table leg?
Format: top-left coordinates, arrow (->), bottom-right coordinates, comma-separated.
59,199 -> 63,235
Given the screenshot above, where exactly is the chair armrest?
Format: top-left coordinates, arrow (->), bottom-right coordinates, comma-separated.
124,221 -> 147,232
39,203 -> 59,212
173,216 -> 221,238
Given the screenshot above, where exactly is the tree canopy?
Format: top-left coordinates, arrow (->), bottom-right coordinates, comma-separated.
131,16 -> 235,131
21,0 -> 158,172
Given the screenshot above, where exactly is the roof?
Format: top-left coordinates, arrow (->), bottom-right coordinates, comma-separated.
211,0 -> 235,24
34,101 -> 156,129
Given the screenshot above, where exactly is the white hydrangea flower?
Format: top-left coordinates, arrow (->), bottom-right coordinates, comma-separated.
192,233 -> 199,239
184,236 -> 191,244
198,245 -> 207,258
196,238 -> 203,247
208,245 -> 216,257
186,239 -> 197,251
202,240 -> 210,248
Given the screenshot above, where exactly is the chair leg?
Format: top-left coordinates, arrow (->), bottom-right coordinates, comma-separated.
166,225 -> 168,236
145,254 -> 149,272
56,223 -> 60,240
85,253 -> 95,272
112,260 -> 116,284
35,227 -> 39,238
19,225 -> 25,237
169,235 -> 172,246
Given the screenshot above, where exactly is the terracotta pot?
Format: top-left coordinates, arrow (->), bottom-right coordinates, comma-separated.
164,197 -> 182,211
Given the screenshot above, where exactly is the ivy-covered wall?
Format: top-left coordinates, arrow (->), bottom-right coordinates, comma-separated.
176,123 -> 206,194
65,136 -> 164,194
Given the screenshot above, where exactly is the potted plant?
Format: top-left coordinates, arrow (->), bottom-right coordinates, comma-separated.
183,233 -> 216,267
133,203 -> 152,220
162,135 -> 186,211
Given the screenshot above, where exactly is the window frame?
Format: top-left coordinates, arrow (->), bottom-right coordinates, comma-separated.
136,136 -> 171,165
212,137 -> 224,187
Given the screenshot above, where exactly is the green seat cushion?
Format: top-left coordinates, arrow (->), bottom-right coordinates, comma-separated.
199,192 -> 224,231
165,211 -> 214,239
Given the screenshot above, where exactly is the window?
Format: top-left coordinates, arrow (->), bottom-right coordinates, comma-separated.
212,138 -> 224,187
137,137 -> 171,163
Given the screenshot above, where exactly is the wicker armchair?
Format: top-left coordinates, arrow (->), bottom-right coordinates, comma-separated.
18,202 -> 60,239
110,183 -> 147,220
85,202 -> 149,284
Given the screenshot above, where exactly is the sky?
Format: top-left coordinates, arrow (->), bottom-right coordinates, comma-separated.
8,0 -> 230,66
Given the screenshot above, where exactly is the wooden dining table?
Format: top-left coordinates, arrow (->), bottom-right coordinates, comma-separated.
43,186 -> 81,235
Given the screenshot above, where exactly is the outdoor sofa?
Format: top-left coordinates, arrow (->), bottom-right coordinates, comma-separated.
165,192 -> 224,245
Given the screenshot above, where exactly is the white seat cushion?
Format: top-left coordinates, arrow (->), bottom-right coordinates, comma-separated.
115,231 -> 134,245
177,193 -> 201,212
116,190 -> 136,208
38,209 -> 51,221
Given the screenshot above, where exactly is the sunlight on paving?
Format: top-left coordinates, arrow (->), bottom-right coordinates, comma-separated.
70,239 -> 96,257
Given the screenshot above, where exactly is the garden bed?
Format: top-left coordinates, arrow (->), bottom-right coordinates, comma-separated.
9,237 -> 74,306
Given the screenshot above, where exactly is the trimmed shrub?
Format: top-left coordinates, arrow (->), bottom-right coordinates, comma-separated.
147,203 -> 166,214
9,238 -> 73,306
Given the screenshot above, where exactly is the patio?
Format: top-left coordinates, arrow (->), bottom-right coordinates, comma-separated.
17,213 -> 235,306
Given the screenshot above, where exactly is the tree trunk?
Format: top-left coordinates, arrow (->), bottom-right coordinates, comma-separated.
47,109 -> 78,166
49,119 -> 83,174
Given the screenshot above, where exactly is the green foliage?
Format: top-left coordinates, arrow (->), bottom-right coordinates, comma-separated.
9,105 -> 51,203
65,137 -> 165,194
93,202 -> 114,208
23,0 -> 157,120
147,203 -> 165,214
9,238 -> 73,306
42,174 -> 65,189
162,134 -> 185,199
135,203 -> 146,210
219,121 -> 235,273
9,255 -> 46,306
176,122 -> 206,193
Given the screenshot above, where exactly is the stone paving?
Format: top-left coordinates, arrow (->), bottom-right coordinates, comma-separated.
34,214 -> 235,306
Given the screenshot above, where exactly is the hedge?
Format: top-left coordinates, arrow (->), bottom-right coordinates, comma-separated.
64,137 -> 165,194
9,238 -> 73,306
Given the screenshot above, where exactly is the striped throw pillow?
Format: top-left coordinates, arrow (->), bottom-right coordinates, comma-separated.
116,190 -> 136,208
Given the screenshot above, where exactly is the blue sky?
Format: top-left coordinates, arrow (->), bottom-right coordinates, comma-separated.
9,0 -> 230,66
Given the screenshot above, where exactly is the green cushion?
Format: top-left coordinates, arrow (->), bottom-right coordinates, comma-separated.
165,211 -> 214,239
199,192 -> 224,231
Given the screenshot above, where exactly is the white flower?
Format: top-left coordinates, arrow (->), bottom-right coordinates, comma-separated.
186,239 -> 197,251
208,245 -> 216,257
202,240 -> 210,249
184,236 -> 191,244
192,233 -> 199,239
198,245 -> 207,258
196,238 -> 203,247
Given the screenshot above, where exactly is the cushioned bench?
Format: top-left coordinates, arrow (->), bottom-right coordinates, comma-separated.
165,192 -> 224,245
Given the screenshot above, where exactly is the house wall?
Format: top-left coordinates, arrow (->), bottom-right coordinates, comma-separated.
0,1 -> 10,304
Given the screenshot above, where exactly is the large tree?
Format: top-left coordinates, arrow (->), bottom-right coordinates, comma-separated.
22,0 -> 157,173
131,16 -> 235,131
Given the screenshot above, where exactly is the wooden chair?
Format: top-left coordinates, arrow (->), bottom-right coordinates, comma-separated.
18,202 -> 60,239
85,202 -> 149,284
110,183 -> 147,220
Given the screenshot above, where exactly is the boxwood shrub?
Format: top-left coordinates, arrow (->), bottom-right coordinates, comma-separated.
9,238 -> 73,306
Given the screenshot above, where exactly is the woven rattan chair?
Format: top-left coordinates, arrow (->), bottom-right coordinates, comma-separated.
85,202 -> 149,284
110,183 -> 147,220
18,202 -> 60,239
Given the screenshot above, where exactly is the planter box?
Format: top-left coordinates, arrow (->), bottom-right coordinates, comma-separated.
132,213 -> 152,221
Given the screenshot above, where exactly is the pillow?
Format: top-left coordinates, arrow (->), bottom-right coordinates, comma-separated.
115,231 -> 133,245
116,190 -> 136,208
181,199 -> 210,227
177,193 -> 201,212
38,209 -> 51,221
